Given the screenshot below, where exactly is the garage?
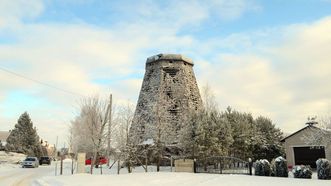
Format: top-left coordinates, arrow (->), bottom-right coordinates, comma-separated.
293,146 -> 325,168
281,124 -> 331,168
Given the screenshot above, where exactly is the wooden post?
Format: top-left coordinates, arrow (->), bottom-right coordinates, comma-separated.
170,157 -> 173,172
117,158 -> 120,174
90,157 -> 93,174
55,136 -> 58,176
60,155 -> 63,175
71,158 -> 74,174
219,159 -> 222,174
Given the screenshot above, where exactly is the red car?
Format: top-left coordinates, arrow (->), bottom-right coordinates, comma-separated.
85,157 -> 107,165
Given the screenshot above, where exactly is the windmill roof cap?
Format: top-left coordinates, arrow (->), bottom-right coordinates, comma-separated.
146,54 -> 193,65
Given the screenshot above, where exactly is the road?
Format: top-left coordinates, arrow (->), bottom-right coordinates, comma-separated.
0,163 -> 56,186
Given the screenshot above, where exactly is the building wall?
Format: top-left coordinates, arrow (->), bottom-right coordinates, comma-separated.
130,54 -> 202,145
283,127 -> 331,167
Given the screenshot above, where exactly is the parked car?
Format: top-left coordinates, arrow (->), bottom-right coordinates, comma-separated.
85,157 -> 107,165
22,157 -> 39,168
39,156 -> 51,165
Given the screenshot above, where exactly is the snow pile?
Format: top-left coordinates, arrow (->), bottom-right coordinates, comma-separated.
292,165 -> 312,179
316,158 -> 331,180
255,159 -> 271,176
271,156 -> 288,177
34,172 -> 331,186
0,151 -> 26,164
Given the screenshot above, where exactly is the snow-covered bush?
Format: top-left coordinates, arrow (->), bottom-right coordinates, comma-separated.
316,158 -> 331,180
254,159 -> 271,176
271,156 -> 288,177
292,165 -> 312,179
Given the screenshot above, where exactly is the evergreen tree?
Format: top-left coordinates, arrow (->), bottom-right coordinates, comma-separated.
6,112 -> 42,157
225,107 -> 257,160
253,116 -> 284,161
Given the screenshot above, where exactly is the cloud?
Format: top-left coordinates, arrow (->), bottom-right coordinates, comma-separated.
109,0 -> 259,29
0,20 -> 200,145
1,0 -> 330,145
0,0 -> 44,28
210,0 -> 261,20
195,16 -> 331,133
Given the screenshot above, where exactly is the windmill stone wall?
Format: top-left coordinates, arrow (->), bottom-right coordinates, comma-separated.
130,54 -> 202,145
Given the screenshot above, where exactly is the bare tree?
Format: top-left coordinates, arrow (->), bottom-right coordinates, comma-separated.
114,101 -> 135,173
69,96 -> 112,173
69,115 -> 94,154
303,116 -> 331,147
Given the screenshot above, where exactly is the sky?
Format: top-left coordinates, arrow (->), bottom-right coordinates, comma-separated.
1,0 -> 331,147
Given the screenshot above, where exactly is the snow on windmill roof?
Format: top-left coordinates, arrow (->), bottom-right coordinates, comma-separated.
146,54 -> 194,65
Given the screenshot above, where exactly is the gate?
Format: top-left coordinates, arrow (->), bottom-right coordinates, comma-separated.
196,156 -> 249,174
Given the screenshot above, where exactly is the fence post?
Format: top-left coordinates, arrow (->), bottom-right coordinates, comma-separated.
117,159 -> 120,174
170,157 -> 173,172
60,155 -> 63,175
220,159 -> 222,174
193,158 -> 196,173
248,158 -> 252,175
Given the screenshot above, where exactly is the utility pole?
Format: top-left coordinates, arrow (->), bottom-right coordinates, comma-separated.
55,136 -> 58,176
107,94 -> 112,166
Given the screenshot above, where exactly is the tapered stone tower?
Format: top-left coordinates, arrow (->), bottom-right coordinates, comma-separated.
130,54 -> 202,145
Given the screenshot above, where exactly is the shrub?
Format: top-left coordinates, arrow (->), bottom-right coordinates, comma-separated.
271,156 -> 288,177
316,159 -> 331,180
292,165 -> 312,179
255,159 -> 271,176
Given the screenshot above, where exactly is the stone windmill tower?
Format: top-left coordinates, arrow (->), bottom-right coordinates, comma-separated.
130,54 -> 202,146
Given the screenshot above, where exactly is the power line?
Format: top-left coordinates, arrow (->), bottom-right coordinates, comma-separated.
0,66 -> 85,97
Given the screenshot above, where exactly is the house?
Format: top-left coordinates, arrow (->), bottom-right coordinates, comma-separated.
0,131 -> 11,147
281,121 -> 331,168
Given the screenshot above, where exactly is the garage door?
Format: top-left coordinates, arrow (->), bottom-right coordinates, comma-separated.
293,146 -> 325,168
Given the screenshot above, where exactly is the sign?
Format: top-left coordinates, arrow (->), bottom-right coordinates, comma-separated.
175,159 -> 194,173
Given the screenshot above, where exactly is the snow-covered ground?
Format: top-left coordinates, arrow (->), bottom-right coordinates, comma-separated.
1,152 -> 331,186
34,172 -> 331,186
0,161 -> 55,186
0,151 -> 55,185
33,159 -> 330,186
0,151 -> 26,165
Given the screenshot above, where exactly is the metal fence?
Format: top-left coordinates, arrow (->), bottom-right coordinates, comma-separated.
195,156 -> 250,175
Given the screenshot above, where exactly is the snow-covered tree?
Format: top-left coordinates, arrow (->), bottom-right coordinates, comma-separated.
5,112 -> 42,157
253,116 -> 284,161
303,116 -> 331,148
180,85 -> 233,159
224,108 -> 284,161
178,111 -> 200,157
69,96 -> 112,171
225,107 -> 257,160
180,85 -> 284,162
69,113 -> 94,154
114,101 -> 136,173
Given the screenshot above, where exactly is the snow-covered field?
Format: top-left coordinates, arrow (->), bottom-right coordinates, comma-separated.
34,172 -> 331,186
33,159 -> 331,186
1,152 -> 331,186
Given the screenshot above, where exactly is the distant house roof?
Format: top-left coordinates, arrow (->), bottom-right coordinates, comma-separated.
280,125 -> 320,142
0,131 -> 10,142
